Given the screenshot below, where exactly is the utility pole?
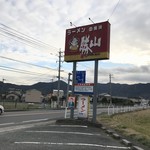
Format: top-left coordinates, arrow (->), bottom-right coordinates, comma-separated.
50,78 -> 54,93
57,50 -> 63,108
66,73 -> 72,106
109,74 -> 113,106
2,78 -> 6,106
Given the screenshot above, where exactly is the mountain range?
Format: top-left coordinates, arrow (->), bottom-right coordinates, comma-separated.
0,81 -> 150,99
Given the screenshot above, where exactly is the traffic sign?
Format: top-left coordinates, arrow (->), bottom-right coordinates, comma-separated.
76,71 -> 86,83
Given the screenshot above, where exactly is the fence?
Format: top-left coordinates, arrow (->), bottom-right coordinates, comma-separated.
65,104 -> 150,119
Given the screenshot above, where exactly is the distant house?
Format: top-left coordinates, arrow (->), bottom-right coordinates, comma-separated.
6,88 -> 22,102
6,93 -> 20,101
53,89 -> 64,98
25,89 -> 42,103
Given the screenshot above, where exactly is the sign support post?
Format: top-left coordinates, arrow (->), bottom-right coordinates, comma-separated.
93,60 -> 98,123
70,61 -> 76,119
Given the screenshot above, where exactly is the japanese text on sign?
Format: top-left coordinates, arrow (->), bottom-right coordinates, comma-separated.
64,21 -> 110,62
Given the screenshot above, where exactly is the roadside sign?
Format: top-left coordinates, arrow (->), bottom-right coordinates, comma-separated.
74,83 -> 94,95
67,96 -> 75,108
76,71 -> 86,83
78,96 -> 89,118
64,21 -> 110,62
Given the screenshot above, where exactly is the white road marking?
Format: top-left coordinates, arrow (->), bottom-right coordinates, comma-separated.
48,125 -> 88,128
0,122 -> 15,126
0,120 -> 55,133
15,142 -> 130,149
4,111 -> 62,117
26,130 -> 101,136
0,125 -> 34,133
22,118 -> 49,123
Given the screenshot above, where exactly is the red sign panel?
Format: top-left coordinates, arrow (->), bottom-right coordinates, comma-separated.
64,21 -> 110,62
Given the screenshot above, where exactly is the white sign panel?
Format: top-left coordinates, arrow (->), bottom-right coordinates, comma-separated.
74,83 -> 94,94
77,96 -> 89,118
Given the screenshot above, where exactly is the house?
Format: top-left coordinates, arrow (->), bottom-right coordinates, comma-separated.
53,89 -> 64,98
6,93 -> 20,101
25,89 -> 42,103
6,88 -> 22,102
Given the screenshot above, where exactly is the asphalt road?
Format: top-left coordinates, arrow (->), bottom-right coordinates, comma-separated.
0,109 -> 65,128
0,107 -> 108,127
0,106 -> 140,129
0,120 -> 131,150
0,109 -> 147,150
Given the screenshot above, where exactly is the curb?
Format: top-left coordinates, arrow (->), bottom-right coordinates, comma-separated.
122,139 -> 132,146
132,146 -> 145,150
101,126 -> 145,150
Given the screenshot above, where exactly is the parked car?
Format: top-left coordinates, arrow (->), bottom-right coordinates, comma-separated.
0,105 -> 4,115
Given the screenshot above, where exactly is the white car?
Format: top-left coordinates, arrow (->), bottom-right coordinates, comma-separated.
0,105 -> 4,115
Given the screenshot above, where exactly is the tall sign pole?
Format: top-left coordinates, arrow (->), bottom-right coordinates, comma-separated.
93,60 -> 98,123
70,61 -> 77,119
66,72 -> 72,105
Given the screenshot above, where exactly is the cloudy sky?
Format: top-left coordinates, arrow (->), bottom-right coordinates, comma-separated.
0,0 -> 150,85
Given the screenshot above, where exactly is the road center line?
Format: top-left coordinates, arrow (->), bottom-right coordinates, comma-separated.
15,142 -> 130,149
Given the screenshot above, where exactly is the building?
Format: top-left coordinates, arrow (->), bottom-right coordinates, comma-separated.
53,89 -> 64,98
6,88 -> 22,102
25,89 -> 42,103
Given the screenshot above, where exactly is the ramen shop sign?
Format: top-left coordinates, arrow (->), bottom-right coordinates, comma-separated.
64,21 -> 110,62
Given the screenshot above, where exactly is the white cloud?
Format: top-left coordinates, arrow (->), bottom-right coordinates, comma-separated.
0,0 -> 150,85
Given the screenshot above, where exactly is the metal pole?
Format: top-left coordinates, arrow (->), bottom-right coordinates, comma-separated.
66,73 -> 72,106
57,50 -> 62,108
109,74 -> 112,106
93,60 -> 98,123
2,78 -> 6,106
70,62 -> 76,119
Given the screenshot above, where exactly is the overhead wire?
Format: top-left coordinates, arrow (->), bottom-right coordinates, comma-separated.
0,23 -> 56,48
108,0 -> 121,20
0,55 -> 57,71
0,55 -> 69,76
0,65 -> 58,84
0,23 -> 70,84
0,23 -> 59,52
0,65 -> 50,76
0,32 -> 51,51
0,28 -> 58,53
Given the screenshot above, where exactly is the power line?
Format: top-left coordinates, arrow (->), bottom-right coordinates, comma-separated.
0,28 -> 57,52
0,55 -> 69,81
0,55 -> 57,71
0,67 -> 41,76
0,23 -> 55,47
108,0 -> 121,20
0,23 -> 59,51
0,32 -> 54,52
0,65 -> 49,76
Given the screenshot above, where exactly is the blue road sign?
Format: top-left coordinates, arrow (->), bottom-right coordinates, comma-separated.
76,71 -> 86,83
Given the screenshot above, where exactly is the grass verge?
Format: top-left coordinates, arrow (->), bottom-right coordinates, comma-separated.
97,109 -> 150,148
